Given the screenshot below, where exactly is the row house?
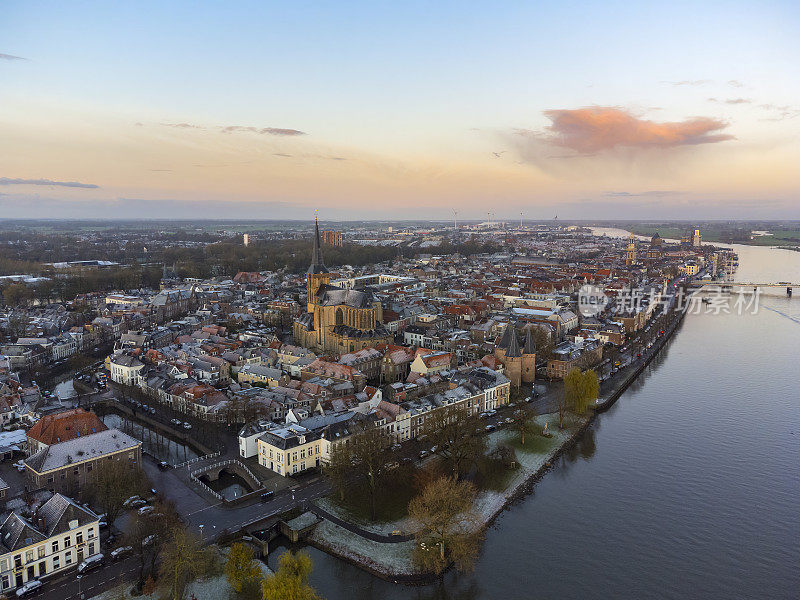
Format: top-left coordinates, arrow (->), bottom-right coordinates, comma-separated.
0,494 -> 101,595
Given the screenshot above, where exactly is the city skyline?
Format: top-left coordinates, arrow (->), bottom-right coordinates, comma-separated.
2,1 -> 799,219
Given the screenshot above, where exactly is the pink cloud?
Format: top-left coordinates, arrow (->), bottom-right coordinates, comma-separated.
540,107 -> 734,153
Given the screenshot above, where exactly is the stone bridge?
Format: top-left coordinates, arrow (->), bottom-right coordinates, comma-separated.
192,459 -> 262,490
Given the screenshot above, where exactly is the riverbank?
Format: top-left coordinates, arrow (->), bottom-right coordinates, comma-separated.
307,305 -> 688,583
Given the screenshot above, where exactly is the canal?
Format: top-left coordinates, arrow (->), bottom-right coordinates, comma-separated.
270,240 -> 800,599
101,413 -> 200,466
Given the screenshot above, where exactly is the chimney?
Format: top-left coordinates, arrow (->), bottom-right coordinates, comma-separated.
38,517 -> 46,531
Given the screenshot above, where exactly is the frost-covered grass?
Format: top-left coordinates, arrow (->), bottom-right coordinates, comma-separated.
316,496 -> 418,536
309,519 -> 417,576
88,545 -> 272,600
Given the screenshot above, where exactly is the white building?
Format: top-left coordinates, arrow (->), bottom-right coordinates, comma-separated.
0,494 -> 101,594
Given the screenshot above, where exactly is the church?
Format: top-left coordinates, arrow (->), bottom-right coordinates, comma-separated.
293,217 -> 392,355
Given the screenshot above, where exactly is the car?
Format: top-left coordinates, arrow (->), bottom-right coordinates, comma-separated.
386,461 -> 399,470
13,460 -> 25,472
170,418 -> 181,425
485,424 -> 496,432
260,491 -> 275,502
138,506 -> 154,516
418,450 -> 429,459
110,546 -> 133,560
183,422 -> 192,430
504,417 -> 514,424
15,580 -> 43,597
150,488 -> 158,496
142,534 -> 157,546
430,445 -> 438,453
77,553 -> 104,574
123,495 -> 140,507
401,457 -> 412,465
391,444 -> 402,451
129,499 -> 147,509
98,519 -> 108,529
158,461 -> 170,470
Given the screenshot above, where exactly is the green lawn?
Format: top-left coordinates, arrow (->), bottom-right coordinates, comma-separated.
506,429 -> 563,455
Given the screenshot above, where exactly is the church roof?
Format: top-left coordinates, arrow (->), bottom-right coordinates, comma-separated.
524,328 -> 536,354
316,286 -> 374,308
505,326 -> 522,358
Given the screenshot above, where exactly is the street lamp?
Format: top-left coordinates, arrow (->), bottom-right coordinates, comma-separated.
77,574 -> 83,599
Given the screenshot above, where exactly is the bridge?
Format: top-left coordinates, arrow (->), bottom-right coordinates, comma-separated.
690,281 -> 797,296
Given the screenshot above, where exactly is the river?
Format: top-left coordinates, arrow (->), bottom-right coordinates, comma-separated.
270,236 -> 800,600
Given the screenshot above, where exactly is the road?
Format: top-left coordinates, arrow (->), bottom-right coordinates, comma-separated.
38,556 -> 138,600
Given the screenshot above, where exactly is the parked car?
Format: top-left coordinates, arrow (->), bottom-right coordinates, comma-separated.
129,499 -> 147,509
13,460 -> 25,472
183,422 -> 192,430
485,424 -> 496,432
15,580 -> 42,597
170,418 -> 181,426
138,506 -> 154,516
77,553 -> 104,574
122,495 -> 140,507
110,546 -> 132,560
260,491 -> 275,502
418,450 -> 429,459
158,461 -> 170,470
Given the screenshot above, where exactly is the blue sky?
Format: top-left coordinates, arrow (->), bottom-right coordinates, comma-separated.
1,1 -> 799,219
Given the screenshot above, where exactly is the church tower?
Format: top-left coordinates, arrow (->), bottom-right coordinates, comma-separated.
522,328 -> 536,384
625,233 -> 637,266
306,214 -> 330,314
504,326 -> 523,390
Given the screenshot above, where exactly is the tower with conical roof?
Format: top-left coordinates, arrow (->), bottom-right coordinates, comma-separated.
522,328 -> 536,384
306,214 -> 331,314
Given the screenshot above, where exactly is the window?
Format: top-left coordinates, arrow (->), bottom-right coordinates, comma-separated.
64,551 -> 72,565
2,574 -> 9,590
76,532 -> 83,544
25,550 -> 34,562
51,540 -> 59,552
64,536 -> 71,548
52,556 -> 60,570
37,546 -> 45,559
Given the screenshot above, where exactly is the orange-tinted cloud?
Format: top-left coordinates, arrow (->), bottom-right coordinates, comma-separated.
540,107 -> 734,153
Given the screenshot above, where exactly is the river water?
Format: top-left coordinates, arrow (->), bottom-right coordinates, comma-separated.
274,236 -> 800,600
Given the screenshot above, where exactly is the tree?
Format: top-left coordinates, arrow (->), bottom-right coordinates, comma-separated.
334,421 -> 396,521
421,404 -> 486,478
528,325 -> 554,361
509,403 -> 536,447
323,442 -> 352,503
225,542 -> 261,596
564,368 -> 600,415
89,459 -> 146,529
260,551 -> 321,600
3,283 -> 32,307
124,502 -> 181,591
158,525 -> 218,600
408,476 -> 482,576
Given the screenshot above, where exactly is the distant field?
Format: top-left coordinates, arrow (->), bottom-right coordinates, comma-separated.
626,224 -> 800,247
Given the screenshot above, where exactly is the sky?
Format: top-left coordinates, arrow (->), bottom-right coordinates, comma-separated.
1,0 -> 799,220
